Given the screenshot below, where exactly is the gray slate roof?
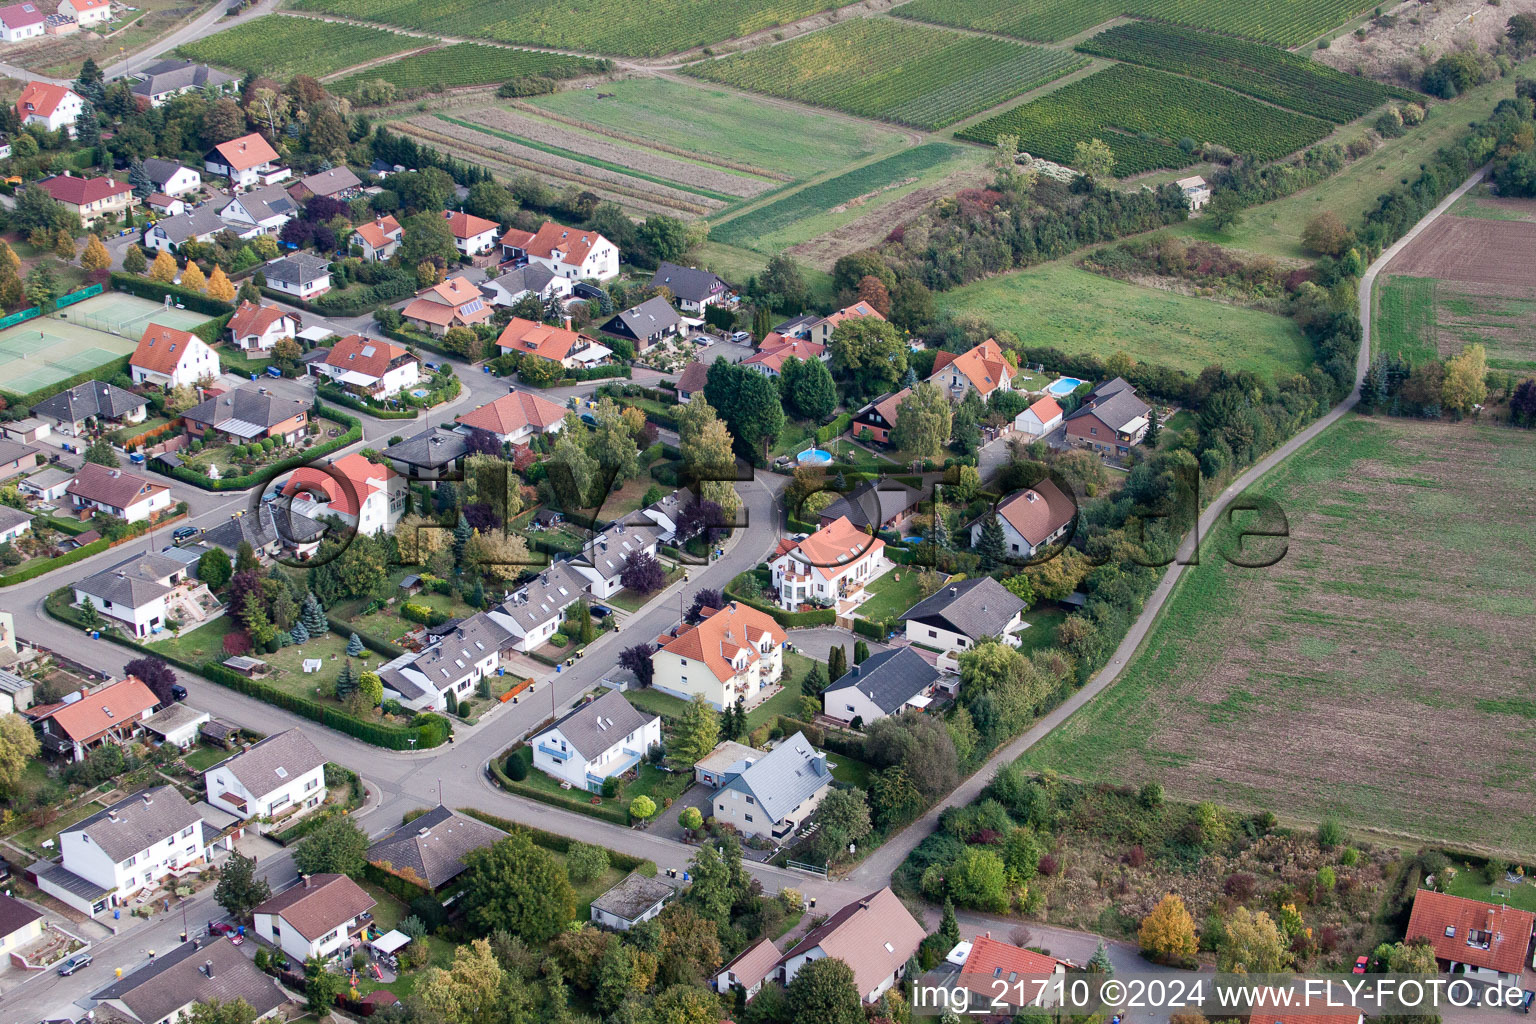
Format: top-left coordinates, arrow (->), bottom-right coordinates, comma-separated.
200,502 -> 325,553
408,612 -> 513,689
536,688 -> 656,762
229,183 -> 297,225
264,253 -> 330,288
30,380 -> 145,423
482,263 -> 556,300
185,386 -> 308,432
294,166 -> 361,197
141,158 -> 191,187
493,562 -> 588,633
141,702 -> 209,738
0,504 -> 34,536
150,204 -> 227,244
575,516 -> 663,581
650,261 -> 726,304
74,550 -> 185,607
1064,377 -> 1150,432
366,805 -> 506,889
0,438 -> 38,465
820,479 -> 922,533
210,727 -> 325,799
129,59 -> 235,98
95,937 -> 285,1023
721,731 -> 830,825
68,786 -> 200,862
383,428 -> 468,470
824,647 -> 940,715
590,872 -> 673,922
605,295 -> 680,338
899,576 -> 1025,640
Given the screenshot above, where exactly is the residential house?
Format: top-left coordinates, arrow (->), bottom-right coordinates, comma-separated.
183,387 -> 309,444
1063,377 -> 1152,457
219,182 -> 297,236
205,132 -> 285,189
66,463 -> 172,524
443,209 -> 500,255
652,601 -> 786,711
199,502 -> 326,563
352,214 -> 401,262
31,380 -> 146,434
743,335 -> 824,378
1405,889 -> 1535,987
128,59 -> 235,106
480,263 -> 568,306
495,316 -> 611,369
674,359 -> 708,404
129,323 -> 220,389
92,937 -> 287,1024
777,301 -> 884,347
58,0 -> 110,27
143,204 -> 228,253
602,295 -> 681,351
1177,174 -> 1212,211
774,887 -> 925,1003
35,786 -> 206,915
253,873 -> 375,962
141,157 -> 202,196
692,739 -> 756,788
280,451 -> 405,536
822,647 -> 942,726
849,388 -> 910,446
0,438 -> 39,482
953,934 -> 1069,1010
28,675 -> 159,761
205,727 -> 327,822
17,465 -> 71,502
313,335 -> 420,398
227,300 -> 301,354
146,191 -> 185,217
770,516 -> 884,611
366,805 -> 506,892
381,427 -> 468,482
900,576 -> 1026,654
1014,395 -> 1063,438
712,731 -> 831,844
569,512 -> 663,599
454,389 -> 566,446
500,220 -> 619,281
716,937 -> 779,1001
0,893 -> 45,959
289,166 -> 362,201
650,261 -> 728,313
590,873 -> 674,931
0,505 -> 33,545
140,703 -> 211,750
530,689 -> 661,792
401,275 -> 492,336
973,480 -> 1076,560
376,612 -> 515,712
930,338 -> 1017,400
0,3 -> 45,41
489,562 -> 590,652
32,173 -> 136,226
70,551 -> 188,637
15,82 -> 81,134
262,253 -> 331,300
771,312 -> 820,339
817,479 -> 922,534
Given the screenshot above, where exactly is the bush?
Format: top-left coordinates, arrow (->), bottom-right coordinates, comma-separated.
505,752 -> 528,781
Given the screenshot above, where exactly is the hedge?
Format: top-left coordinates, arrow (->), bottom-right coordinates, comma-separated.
4,354 -> 133,410
151,401 -> 362,491
461,806 -> 655,874
44,588 -> 449,749
723,575 -> 835,627
315,382 -> 420,419
324,614 -> 405,659
363,861 -> 433,903
0,538 -> 111,587
775,714 -> 866,760
111,272 -> 236,317
192,311 -> 236,348
815,413 -> 854,444
380,324 -> 457,360
851,617 -> 887,639
486,749 -> 633,825
520,364 -> 632,389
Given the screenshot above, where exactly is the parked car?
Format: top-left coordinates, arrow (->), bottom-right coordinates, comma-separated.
730,331 -> 751,343
57,953 -> 91,976
173,526 -> 199,543
209,922 -> 236,937
170,684 -> 188,701
1353,956 -> 1369,974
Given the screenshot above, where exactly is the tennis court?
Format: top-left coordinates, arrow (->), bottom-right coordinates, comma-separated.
0,293 -> 215,398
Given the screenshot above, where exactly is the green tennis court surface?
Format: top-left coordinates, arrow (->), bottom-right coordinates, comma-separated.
0,292 -> 216,398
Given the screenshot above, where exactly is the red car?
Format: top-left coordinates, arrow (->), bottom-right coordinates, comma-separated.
1353,956 -> 1369,974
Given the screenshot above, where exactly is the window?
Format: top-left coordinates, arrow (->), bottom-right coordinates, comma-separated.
744,814 -> 753,823
125,854 -> 137,866
846,705 -> 855,713
745,796 -> 755,805
927,629 -> 937,638
1090,427 -> 1098,435
181,825 -> 195,838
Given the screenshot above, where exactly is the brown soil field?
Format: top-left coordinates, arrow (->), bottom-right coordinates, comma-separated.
1384,214 -> 1536,285
1022,415 -> 1536,857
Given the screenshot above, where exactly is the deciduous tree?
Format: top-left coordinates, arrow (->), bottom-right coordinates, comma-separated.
1139,893 -> 1198,963
829,316 -> 907,399
889,381 -> 951,458
0,713 -> 40,798
124,656 -> 177,704
214,853 -> 270,921
148,249 -> 178,282
180,260 -> 206,292
80,235 -> 111,272
787,956 -> 863,1024
292,816 -> 368,877
458,832 -> 574,942
1218,906 -> 1289,974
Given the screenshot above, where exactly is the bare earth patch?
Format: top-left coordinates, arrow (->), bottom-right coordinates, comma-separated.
1383,214 -> 1536,284
1316,0 -> 1536,86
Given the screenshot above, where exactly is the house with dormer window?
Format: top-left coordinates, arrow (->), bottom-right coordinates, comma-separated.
530,689 -> 661,791
651,602 -> 786,711
376,612 -> 514,713
769,515 -> 885,611
712,731 -> 830,843
204,728 -> 327,822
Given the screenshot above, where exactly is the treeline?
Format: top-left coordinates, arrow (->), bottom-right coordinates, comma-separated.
373,127 -> 493,188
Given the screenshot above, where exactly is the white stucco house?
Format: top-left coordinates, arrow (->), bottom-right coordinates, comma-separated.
129,323 -> 220,389
530,689 -> 661,792
205,132 -> 284,189
204,728 -> 327,823
773,888 -> 926,1005
900,576 -> 1027,654
970,480 -> 1077,560
253,873 -> 375,962
652,602 -> 786,711
711,731 -> 831,844
489,563 -> 588,653
769,515 -> 885,611
279,453 -> 404,538
590,873 -> 674,932
313,335 -> 420,399
228,301 -> 302,354
1013,395 -> 1064,438
376,612 -> 515,713
71,550 -> 188,638
500,220 -> 619,281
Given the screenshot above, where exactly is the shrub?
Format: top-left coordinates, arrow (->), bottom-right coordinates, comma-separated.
505,752 -> 528,781
1317,818 -> 1344,849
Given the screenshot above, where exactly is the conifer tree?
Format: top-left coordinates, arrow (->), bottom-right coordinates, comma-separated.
346,632 -> 363,657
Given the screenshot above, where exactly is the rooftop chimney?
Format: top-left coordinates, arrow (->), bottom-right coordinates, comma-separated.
203,959 -> 214,978
301,874 -> 311,888
563,315 -> 572,331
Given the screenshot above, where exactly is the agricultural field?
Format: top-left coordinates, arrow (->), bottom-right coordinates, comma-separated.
332,42 -> 607,92
177,14 -> 424,78
958,63 -> 1334,176
895,0 -> 1376,47
709,143 -> 979,252
287,0 -> 862,57
1020,415 -> 1536,856
939,260 -> 1313,380
1075,21 -> 1410,123
682,18 -> 1088,130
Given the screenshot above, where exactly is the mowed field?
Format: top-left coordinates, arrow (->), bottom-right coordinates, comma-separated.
895,0 -> 1376,47
332,42 -> 606,91
1020,416 -> 1536,855
682,18 -> 1088,130
287,0 -> 863,56
938,261 -> 1313,379
177,15 -> 423,78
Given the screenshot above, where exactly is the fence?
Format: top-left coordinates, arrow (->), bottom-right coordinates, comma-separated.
785,858 -> 829,877
0,307 -> 40,331
55,283 -> 103,310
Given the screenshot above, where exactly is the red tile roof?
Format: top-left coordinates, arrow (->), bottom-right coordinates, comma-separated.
655,602 -> 785,684
322,335 -> 411,381
931,338 -> 1017,396
821,301 -> 885,330
960,935 -> 1065,1007
870,387 -> 911,429
210,132 -> 278,172
993,478 -> 1076,548
743,336 -> 824,374
495,317 -> 591,363
16,81 -> 77,119
779,516 -> 882,581
44,677 -> 159,744
777,888 -> 925,1001
66,462 -> 165,510
1405,889 -> 1535,977
443,210 -> 498,240
227,300 -> 297,341
131,323 -> 205,375
281,452 -> 395,518
500,220 -> 607,269
401,277 -> 490,328
354,215 -> 400,249
1025,395 -> 1062,423
0,3 -> 47,28
34,174 -> 132,207
455,390 -> 565,437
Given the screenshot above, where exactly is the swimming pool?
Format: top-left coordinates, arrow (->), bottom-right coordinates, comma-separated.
1046,377 -> 1084,396
797,447 -> 833,466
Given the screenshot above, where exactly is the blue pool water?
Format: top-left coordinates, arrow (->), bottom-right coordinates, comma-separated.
797,447 -> 833,466
1046,377 -> 1084,395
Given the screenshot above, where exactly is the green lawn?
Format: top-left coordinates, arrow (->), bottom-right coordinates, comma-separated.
182,744 -> 230,772
856,570 -> 925,623
828,751 -> 874,789
1016,604 -> 1069,658
607,566 -> 683,613
11,800 -> 107,860
1372,275 -> 1439,366
150,616 -> 381,704
941,261 -> 1312,381
348,591 -> 479,645
1445,870 -> 1536,913
508,746 -> 683,819
624,687 -> 691,721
